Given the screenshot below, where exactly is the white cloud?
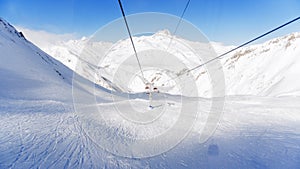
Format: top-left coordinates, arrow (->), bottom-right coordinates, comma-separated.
15,26 -> 77,49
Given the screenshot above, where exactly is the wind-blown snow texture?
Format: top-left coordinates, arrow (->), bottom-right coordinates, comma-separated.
1,17 -> 300,168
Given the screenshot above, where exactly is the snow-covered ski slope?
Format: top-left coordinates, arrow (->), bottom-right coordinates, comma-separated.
1,96 -> 300,168
1,18 -> 300,168
0,18 -> 73,101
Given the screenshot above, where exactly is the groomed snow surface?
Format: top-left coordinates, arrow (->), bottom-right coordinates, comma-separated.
1,17 -> 300,168
1,96 -> 300,168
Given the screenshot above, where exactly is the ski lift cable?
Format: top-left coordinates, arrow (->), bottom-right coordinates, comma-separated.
166,0 -> 191,51
117,0 -> 146,83
162,16 -> 300,85
188,16 -> 300,73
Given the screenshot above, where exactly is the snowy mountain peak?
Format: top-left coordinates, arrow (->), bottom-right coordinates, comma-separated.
154,29 -> 172,36
0,17 -> 26,40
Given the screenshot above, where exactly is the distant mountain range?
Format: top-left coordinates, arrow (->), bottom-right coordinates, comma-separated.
2,18 -> 300,98
19,25 -> 300,97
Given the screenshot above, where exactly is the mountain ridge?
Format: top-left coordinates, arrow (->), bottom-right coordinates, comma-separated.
13,19 -> 300,97
0,17 -> 73,100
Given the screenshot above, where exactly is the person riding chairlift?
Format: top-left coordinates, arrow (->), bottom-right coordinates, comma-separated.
145,85 -> 159,95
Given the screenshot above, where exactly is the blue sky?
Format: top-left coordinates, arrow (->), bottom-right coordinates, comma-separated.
0,0 -> 299,45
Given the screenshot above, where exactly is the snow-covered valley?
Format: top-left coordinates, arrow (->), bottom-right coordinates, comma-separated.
1,17 -> 300,169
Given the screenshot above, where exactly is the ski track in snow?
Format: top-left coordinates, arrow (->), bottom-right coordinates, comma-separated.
0,99 -> 145,169
0,97 -> 300,168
